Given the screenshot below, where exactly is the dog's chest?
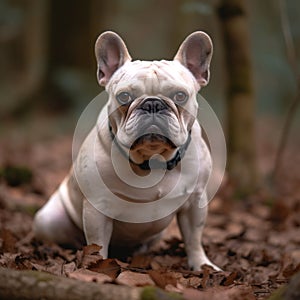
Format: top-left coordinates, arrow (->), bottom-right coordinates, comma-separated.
96,154 -> 186,203
110,214 -> 174,245
107,173 -> 181,202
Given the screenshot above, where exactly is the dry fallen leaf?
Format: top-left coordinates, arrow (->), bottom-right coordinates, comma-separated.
221,271 -> 238,286
129,255 -> 151,269
151,255 -> 182,268
0,228 -> 17,253
68,268 -> 112,283
181,276 -> 202,289
83,244 -> 102,256
226,223 -> 245,239
116,270 -> 155,287
200,267 -> 211,289
0,132 -> 300,299
89,258 -> 121,279
63,261 -> 77,275
282,262 -> 300,278
183,285 -> 255,300
79,244 -> 103,268
148,270 -> 178,288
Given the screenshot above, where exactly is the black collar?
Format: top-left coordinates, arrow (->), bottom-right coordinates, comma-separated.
108,123 -> 191,171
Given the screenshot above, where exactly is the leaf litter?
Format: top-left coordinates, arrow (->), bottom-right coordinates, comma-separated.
0,135 -> 300,299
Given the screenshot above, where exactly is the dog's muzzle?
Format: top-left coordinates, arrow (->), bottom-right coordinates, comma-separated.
109,122 -> 192,171
139,97 -> 168,114
135,97 -> 171,137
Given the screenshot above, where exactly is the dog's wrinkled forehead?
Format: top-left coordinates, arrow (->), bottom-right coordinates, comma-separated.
106,60 -> 199,95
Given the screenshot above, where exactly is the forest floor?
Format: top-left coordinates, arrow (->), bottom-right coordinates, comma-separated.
0,116 -> 299,300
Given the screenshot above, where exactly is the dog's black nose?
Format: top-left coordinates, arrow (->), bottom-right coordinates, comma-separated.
140,98 -> 167,113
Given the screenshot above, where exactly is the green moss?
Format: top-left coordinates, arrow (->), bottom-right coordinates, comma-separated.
267,286 -> 285,300
0,165 -> 33,186
25,270 -> 54,282
266,271 -> 300,299
141,286 -> 183,300
17,203 -> 40,216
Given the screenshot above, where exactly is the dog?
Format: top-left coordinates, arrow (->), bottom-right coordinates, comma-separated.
33,30 -> 220,271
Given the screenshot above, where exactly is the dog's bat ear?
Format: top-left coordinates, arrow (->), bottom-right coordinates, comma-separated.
95,31 -> 132,86
174,31 -> 213,87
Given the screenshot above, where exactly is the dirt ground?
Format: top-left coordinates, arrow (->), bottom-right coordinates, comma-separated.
0,119 -> 299,300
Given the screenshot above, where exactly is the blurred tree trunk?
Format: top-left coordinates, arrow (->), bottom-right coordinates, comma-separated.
40,0 -> 97,111
273,0 -> 300,182
48,0 -> 93,71
217,0 -> 257,193
0,0 -> 48,116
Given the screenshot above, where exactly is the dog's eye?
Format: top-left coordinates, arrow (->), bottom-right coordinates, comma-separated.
173,91 -> 187,104
117,92 -> 132,104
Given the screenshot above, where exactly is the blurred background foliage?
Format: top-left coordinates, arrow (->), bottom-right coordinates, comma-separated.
1,0 -> 299,126
0,0 -> 299,190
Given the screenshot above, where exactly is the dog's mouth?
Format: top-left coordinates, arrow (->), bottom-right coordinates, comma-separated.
130,133 -> 177,150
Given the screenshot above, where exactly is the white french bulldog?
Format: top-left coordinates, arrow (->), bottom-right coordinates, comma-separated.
33,31 -> 220,271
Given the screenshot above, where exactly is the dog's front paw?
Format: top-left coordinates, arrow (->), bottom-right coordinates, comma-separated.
188,254 -> 222,271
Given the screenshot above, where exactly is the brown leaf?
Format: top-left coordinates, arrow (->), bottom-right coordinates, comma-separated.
151,255 -> 182,268
75,249 -> 83,266
244,228 -> 265,242
115,259 -> 129,269
165,283 -> 183,293
42,256 -> 66,276
0,228 -> 17,252
68,268 -> 112,283
83,244 -> 102,256
235,241 -> 253,258
282,262 -> 300,278
269,200 -> 290,224
244,266 -> 270,285
200,267 -> 210,289
63,262 -> 77,275
0,253 -> 19,269
221,271 -> 238,286
148,270 -> 177,288
150,259 -> 162,270
116,270 -> 155,287
57,248 -> 77,263
183,285 -> 255,300
79,244 -> 103,268
14,254 -> 35,270
31,262 -> 47,272
226,223 -> 245,239
89,258 -> 121,279
129,255 -> 151,269
179,276 -> 202,289
204,228 -> 227,244
291,249 -> 300,265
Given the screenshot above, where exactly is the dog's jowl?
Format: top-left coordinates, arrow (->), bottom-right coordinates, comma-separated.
33,31 -> 220,271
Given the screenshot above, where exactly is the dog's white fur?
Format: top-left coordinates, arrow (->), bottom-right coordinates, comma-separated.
33,31 -> 220,271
